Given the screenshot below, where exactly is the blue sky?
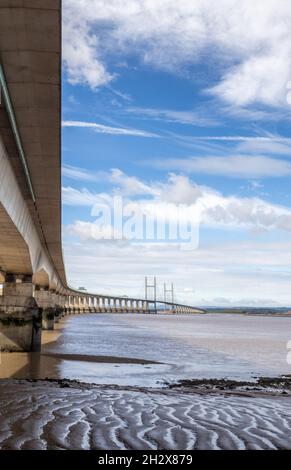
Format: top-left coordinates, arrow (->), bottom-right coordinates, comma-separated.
61,0 -> 291,306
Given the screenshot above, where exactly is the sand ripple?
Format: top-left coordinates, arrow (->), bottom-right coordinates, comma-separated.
0,381 -> 290,450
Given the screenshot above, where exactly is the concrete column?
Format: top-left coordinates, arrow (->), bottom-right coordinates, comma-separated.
0,274 -> 42,352
64,295 -> 70,315
34,287 -> 55,330
78,296 -> 82,313
123,299 -> 127,313
58,294 -> 65,317
75,295 -> 81,313
72,295 -> 77,313
78,296 -> 83,313
52,291 -> 61,322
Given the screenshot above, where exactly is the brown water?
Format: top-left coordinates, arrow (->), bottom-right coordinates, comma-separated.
0,313 -> 291,387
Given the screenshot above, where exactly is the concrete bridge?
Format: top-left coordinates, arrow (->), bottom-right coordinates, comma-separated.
0,2 -> 205,352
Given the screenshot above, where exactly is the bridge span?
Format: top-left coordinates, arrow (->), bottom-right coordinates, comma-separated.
0,2 -> 205,352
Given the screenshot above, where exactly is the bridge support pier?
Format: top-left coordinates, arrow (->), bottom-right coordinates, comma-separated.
34,287 -> 55,330
51,291 -> 61,323
0,275 -> 42,352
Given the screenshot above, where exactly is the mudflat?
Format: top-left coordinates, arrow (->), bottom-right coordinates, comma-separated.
1,313 -> 291,450
0,378 -> 290,450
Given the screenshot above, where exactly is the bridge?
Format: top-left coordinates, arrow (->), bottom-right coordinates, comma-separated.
0,2 -> 205,352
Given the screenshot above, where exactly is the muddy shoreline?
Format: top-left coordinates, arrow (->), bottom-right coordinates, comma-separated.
1,314 -> 291,449
0,377 -> 291,450
1,373 -> 290,398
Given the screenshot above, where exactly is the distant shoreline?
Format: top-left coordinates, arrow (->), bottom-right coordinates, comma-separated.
204,309 -> 291,317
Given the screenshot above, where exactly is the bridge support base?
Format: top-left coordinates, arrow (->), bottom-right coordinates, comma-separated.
34,288 -> 56,331
42,308 -> 55,330
0,276 -> 42,352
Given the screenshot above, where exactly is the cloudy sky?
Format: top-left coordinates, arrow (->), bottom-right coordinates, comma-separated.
62,0 -> 291,307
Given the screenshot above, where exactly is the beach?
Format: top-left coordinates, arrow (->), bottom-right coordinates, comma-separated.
0,313 -> 291,450
0,379 -> 291,450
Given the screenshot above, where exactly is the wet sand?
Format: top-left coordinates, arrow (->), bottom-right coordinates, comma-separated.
0,379 -> 291,450
1,313 -> 291,450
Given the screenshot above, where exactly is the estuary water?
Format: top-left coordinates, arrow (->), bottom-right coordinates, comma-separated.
1,313 -> 291,386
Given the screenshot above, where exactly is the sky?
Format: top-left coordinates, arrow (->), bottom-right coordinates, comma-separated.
61,0 -> 291,307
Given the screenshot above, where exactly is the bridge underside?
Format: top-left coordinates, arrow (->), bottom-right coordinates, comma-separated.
0,203 -> 32,275
0,1 -> 66,286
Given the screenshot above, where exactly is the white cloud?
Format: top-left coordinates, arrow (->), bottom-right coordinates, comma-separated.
63,0 -> 291,108
110,169 -> 157,196
176,136 -> 291,143
62,164 -> 104,182
126,107 -> 218,127
62,166 -> 157,196
62,170 -> 291,233
62,10 -> 113,89
153,155 -> 291,178
62,186 -> 102,206
236,139 -> 291,156
209,51 -> 291,107
62,120 -> 158,137
67,220 -> 124,241
62,169 -> 291,305
63,237 -> 291,306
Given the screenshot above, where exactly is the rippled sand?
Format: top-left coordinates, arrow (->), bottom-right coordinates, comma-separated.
0,380 -> 290,450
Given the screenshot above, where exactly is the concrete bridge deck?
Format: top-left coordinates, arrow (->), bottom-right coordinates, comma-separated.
0,1 -> 205,352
